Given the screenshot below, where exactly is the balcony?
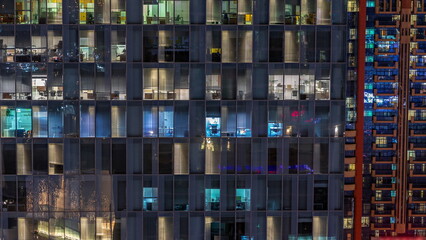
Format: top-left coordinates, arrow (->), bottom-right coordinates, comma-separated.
409,183 -> 426,190
414,21 -> 426,28
410,116 -> 426,123
375,47 -> 399,55
373,88 -> 397,96
371,196 -> 395,204
412,48 -> 426,56
409,156 -> 426,163
373,103 -> 397,110
410,143 -> 426,150
411,75 -> 426,83
375,0 -> 400,14
371,223 -> 395,230
345,157 -> 356,164
414,34 -> 426,41
374,61 -> 398,69
411,102 -> 426,110
408,223 -> 426,230
372,183 -> 395,190
375,20 -> 400,28
345,130 -> 356,137
372,169 -> 396,177
371,209 -> 395,217
411,88 -> 426,96
373,75 -> 398,82
344,184 -> 355,191
373,116 -> 397,124
345,144 -> 356,151
375,34 -> 400,42
372,143 -> 397,150
410,169 -> 426,177
373,129 -> 396,137
410,129 -> 426,137
409,209 -> 426,217
411,62 -> 426,69
414,2 -> 426,14
372,156 -> 396,164
344,170 -> 356,178
409,196 -> 426,203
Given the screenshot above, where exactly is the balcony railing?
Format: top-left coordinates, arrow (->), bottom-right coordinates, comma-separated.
374,75 -> 398,82
375,34 -> 400,42
372,143 -> 397,150
372,156 -> 396,163
373,129 -> 396,137
375,20 -> 400,28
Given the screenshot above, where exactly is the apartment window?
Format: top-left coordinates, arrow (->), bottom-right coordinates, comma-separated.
0,27 -> 15,63
144,0 -> 189,24
143,68 -> 175,100
206,0 -> 253,24
48,143 -> 63,175
268,102 -> 283,137
174,141 -> 189,174
159,104 -> 174,137
143,188 -> 158,211
206,65 -> 221,100
205,189 -> 220,211
1,107 -> 32,137
80,0 -> 125,24
236,188 -> 250,210
111,28 -> 126,62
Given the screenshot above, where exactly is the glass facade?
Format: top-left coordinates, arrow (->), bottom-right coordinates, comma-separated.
0,0 -> 346,239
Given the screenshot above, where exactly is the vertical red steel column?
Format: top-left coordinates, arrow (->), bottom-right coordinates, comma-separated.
354,0 -> 366,237
395,0 -> 411,233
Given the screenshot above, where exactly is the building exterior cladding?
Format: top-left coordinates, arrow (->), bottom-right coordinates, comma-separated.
0,0 -> 346,239
345,0 -> 426,238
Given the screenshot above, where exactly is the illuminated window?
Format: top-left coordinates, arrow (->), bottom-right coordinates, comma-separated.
236,189 -> 251,211
143,187 -> 158,211
343,218 -> 353,229
205,189 -> 220,211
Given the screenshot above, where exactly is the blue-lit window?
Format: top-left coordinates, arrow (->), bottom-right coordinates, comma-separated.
206,117 -> 221,137
391,164 -> 396,170
366,56 -> 374,62
268,123 -> 283,137
1,107 -> 32,137
366,28 -> 375,35
143,188 -> 158,211
159,105 -> 174,137
33,105 -> 48,137
236,189 -> 251,211
143,103 -> 158,137
391,177 -> 396,184
391,190 -> 396,197
205,189 -> 220,211
390,217 -> 395,224
367,1 -> 375,7
16,108 -> 32,137
237,102 -> 252,137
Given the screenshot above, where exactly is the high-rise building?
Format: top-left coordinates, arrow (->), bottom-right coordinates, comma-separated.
345,0 -> 426,237
0,0 -> 347,239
